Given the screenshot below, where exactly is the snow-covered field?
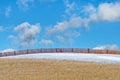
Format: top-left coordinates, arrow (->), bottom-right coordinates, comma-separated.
1,53 -> 120,63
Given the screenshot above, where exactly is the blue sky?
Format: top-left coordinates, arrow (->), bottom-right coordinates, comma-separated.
0,0 -> 120,51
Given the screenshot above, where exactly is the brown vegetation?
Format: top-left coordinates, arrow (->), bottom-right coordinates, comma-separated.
0,59 -> 120,80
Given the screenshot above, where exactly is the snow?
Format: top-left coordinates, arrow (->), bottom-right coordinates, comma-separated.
1,53 -> 120,63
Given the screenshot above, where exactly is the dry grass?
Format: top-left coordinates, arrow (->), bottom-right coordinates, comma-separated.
0,59 -> 119,80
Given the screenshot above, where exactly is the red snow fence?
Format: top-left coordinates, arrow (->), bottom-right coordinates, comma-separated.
0,48 -> 120,57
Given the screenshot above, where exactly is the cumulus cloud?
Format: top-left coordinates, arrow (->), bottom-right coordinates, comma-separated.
93,44 -> 118,50
46,15 -> 81,44
14,22 -> 40,47
97,2 -> 120,21
16,0 -> 34,10
46,16 -> 81,35
5,6 -> 11,17
45,1 -> 120,45
83,2 -> 120,28
45,0 -> 82,44
40,39 -> 54,46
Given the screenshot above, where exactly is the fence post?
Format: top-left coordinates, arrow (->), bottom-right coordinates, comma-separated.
107,50 -> 108,54
56,48 -> 57,52
4,53 -> 6,56
60,48 -> 62,53
88,48 -> 90,53
72,48 -> 73,53
14,51 -> 16,55
27,49 -> 28,54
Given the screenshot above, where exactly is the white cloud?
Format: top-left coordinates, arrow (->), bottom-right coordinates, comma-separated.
56,31 -> 80,44
40,39 -> 54,46
57,36 -> 65,43
84,2 -> 120,26
1,48 -> 14,53
57,36 -> 71,44
5,6 -> 11,17
46,0 -> 82,44
56,35 -> 73,44
63,0 -> 76,15
61,1 -> 119,29
46,16 -> 81,44
14,22 -> 40,47
64,31 -> 80,38
83,4 -> 96,14
93,44 -> 118,50
46,1 -> 120,45
16,0 -> 34,10
46,16 -> 81,35
98,2 -> 120,21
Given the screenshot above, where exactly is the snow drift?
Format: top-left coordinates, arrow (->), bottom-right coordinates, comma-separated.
1,53 -> 120,63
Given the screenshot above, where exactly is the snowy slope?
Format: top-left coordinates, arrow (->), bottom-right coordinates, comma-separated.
1,53 -> 120,63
